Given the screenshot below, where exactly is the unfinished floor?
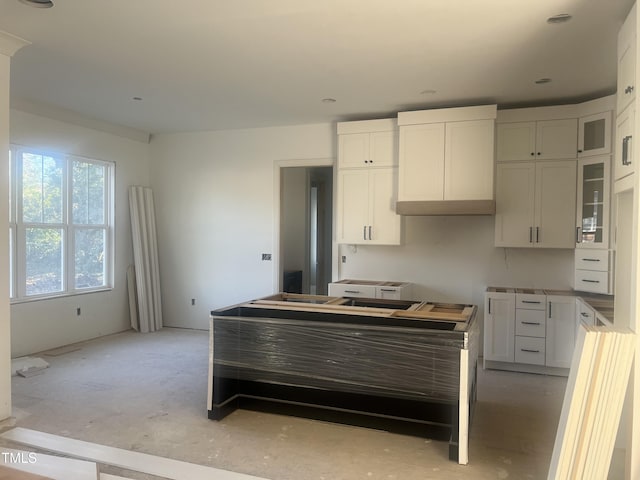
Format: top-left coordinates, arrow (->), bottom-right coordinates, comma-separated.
2,328 -> 568,480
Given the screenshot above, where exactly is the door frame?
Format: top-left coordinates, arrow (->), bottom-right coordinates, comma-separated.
273,157 -> 336,293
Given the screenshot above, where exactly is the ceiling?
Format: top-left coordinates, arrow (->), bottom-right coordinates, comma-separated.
0,0 -> 635,135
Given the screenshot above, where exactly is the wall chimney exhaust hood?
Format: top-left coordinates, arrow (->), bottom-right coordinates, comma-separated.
396,104 -> 497,217
396,200 -> 495,216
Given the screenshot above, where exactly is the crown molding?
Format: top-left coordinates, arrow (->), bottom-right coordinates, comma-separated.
0,30 -> 30,57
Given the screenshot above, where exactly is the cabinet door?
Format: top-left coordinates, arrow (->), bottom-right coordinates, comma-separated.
617,5 -> 636,114
535,119 -> 578,160
484,293 -> 515,362
578,111 -> 611,157
496,122 -> 536,161
495,162 -> 536,247
368,168 -> 401,245
576,156 -> 609,248
545,296 -> 576,368
534,160 -> 577,248
336,169 -> 369,243
369,130 -> 397,167
444,119 -> 494,200
614,105 -> 635,182
398,123 -> 445,201
338,133 -> 370,169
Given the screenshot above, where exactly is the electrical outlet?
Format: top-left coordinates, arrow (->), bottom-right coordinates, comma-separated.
341,255 -> 346,263
262,253 -> 272,261
76,307 -> 81,316
191,298 -> 196,306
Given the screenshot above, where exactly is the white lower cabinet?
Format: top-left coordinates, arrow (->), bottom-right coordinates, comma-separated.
545,295 -> 577,368
328,280 -> 412,300
484,290 -> 516,363
484,288 -> 577,374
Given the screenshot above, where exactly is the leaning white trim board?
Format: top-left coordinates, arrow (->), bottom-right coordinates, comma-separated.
0,448 -> 98,480
1,428 -> 269,480
547,325 -> 636,480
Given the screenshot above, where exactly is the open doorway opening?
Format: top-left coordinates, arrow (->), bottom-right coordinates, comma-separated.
280,166 -> 333,295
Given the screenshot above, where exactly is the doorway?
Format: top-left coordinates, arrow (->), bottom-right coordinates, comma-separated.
280,166 -> 333,295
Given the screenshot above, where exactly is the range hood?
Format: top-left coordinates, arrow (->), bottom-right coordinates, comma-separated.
395,200 -> 496,216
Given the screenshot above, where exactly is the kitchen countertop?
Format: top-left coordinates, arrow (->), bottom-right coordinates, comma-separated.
486,287 -> 614,324
574,291 -> 615,324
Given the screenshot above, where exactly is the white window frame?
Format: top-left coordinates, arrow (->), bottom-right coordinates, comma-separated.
9,145 -> 115,303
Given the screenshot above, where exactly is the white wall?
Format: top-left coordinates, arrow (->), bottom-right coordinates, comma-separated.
9,109 -> 150,357
338,215 -> 575,305
149,124 -> 335,329
150,122 -> 575,331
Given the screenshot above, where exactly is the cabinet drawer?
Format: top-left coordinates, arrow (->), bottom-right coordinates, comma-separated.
376,286 -> 402,300
515,294 -> 546,310
575,249 -> 609,271
577,301 -> 595,326
515,336 -> 546,365
574,270 -> 609,294
515,309 -> 546,337
328,283 -> 377,298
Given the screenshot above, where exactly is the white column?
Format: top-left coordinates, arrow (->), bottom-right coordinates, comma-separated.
0,30 -> 30,421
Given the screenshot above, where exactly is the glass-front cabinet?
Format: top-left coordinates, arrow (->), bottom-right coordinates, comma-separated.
576,156 -> 610,248
578,111 -> 612,158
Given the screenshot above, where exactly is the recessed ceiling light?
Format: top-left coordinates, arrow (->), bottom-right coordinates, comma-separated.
535,78 -> 552,84
321,98 -> 336,103
547,14 -> 572,24
420,89 -> 437,95
18,0 -> 54,8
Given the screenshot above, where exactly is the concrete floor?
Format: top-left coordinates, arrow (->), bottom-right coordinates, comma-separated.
1,328 -> 569,480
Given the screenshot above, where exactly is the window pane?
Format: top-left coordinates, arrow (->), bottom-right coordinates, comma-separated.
73,161 -> 105,225
22,153 -> 64,224
75,228 -> 106,289
25,227 -> 63,295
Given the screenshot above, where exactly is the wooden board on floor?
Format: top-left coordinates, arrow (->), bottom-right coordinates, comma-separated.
0,449 -> 97,480
1,428 -> 269,480
0,465 -> 54,480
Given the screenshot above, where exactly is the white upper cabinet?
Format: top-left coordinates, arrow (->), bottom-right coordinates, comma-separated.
336,119 -> 401,245
578,111 -> 612,158
495,122 -> 536,161
397,105 -> 497,202
534,160 -> 577,248
497,119 -> 577,162
337,119 -> 397,169
615,102 -> 635,182
576,156 -> 610,248
444,119 -> 495,200
336,167 -> 401,245
495,162 -> 536,247
495,160 -> 576,248
617,3 -> 636,115
398,123 -> 445,201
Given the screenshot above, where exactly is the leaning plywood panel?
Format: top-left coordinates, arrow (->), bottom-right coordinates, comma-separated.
548,326 -> 600,479
589,333 -> 636,479
547,325 -> 636,480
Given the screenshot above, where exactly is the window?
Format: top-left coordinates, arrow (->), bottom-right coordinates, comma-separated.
9,146 -> 114,301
